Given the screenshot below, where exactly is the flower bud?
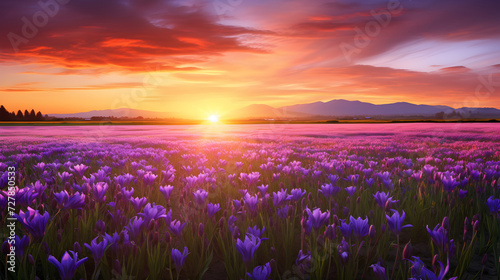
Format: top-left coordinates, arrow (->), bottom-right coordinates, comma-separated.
473,220 -> 480,234
482,254 -> 488,266
28,254 -> 35,265
42,242 -> 51,255
325,224 -> 336,240
232,226 -> 240,240
432,255 -> 439,271
95,220 -> 105,234
198,223 -> 204,237
402,241 -> 412,260
442,217 -> 449,230
113,259 -> 121,274
332,215 -> 339,226
343,207 -> 349,217
369,225 -> 376,239
73,242 -> 82,254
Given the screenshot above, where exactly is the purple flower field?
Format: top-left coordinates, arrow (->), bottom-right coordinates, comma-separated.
1,123 -> 500,280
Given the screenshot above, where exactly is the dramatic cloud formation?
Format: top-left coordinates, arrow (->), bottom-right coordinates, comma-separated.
1,0 -> 499,117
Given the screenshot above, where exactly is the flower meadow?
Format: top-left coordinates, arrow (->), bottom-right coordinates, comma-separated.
1,124 -> 500,280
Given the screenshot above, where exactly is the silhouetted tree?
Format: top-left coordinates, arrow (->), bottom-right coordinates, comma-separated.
0,105 -> 45,121
0,105 -> 9,120
29,109 -> 36,120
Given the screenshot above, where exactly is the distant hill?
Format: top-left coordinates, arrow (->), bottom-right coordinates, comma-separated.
49,108 -> 173,119
279,99 -> 456,117
274,99 -> 500,119
47,100 -> 500,120
224,104 -> 307,119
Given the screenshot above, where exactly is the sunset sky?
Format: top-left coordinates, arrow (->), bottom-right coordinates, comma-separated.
1,0 -> 499,119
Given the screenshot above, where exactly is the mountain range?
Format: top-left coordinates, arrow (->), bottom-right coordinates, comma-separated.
49,100 -> 500,120
49,108 -> 173,119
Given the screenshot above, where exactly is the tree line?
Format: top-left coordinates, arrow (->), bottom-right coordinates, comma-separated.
0,105 -> 45,121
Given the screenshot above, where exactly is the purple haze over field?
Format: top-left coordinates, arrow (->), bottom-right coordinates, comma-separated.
1,123 -> 499,140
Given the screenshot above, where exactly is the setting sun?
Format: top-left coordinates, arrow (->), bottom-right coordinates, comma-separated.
207,115 -> 219,123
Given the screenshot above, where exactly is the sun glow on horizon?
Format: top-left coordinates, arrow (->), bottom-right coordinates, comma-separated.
207,114 -> 219,123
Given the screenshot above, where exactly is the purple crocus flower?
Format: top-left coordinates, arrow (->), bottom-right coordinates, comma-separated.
426,224 -> 449,250
277,205 -> 290,219
257,184 -> 269,197
54,191 -> 85,210
159,185 -> 174,201
365,178 -> 375,187
328,174 -> 339,184
337,238 -> 350,264
235,234 -> 261,264
319,184 -> 340,199
58,172 -> 73,183
486,196 -> 500,216
305,207 -> 330,232
247,225 -> 268,240
386,210 -> 412,236
272,189 -> 288,207
142,172 -> 158,186
441,175 -> 460,192
3,235 -> 30,259
192,189 -> 209,205
370,261 -> 387,280
171,247 -> 189,271
121,187 -> 134,200
13,208 -> 50,242
138,203 -> 167,223
71,164 -> 89,178
247,262 -> 271,280
244,193 -> 259,213
350,216 -> 369,240
345,186 -> 357,197
169,220 -> 187,236
287,188 -> 306,201
92,182 -> 108,203
373,191 -> 399,209
295,249 -> 312,273
207,203 -> 221,218
407,256 -> 454,280
129,196 -> 147,212
103,232 -> 119,251
458,189 -> 468,199
48,251 -> 88,280
338,219 -> 352,238
84,237 -> 108,264
124,217 -> 144,240
114,174 -> 134,187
